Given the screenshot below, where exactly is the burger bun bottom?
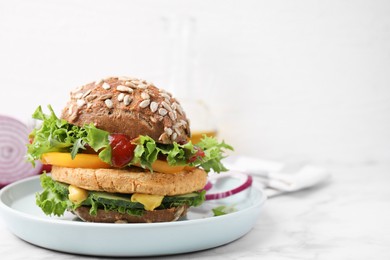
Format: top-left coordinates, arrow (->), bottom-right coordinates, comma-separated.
72,205 -> 188,223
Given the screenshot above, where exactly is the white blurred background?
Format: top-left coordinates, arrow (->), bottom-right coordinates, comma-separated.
1,0 -> 389,165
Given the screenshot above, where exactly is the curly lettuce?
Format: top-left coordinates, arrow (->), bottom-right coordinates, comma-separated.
132,135 -> 232,172
27,105 -> 109,165
28,106 -> 233,173
35,173 -> 71,216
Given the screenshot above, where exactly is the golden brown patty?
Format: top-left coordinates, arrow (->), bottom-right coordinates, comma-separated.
51,166 -> 207,196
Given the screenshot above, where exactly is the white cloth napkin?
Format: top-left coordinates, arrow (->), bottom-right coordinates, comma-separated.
222,156 -> 331,198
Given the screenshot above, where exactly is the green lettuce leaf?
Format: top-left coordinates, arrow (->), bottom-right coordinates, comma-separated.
196,136 -> 234,172
27,106 -> 110,164
28,106 -> 233,173
212,205 -> 237,216
132,135 -> 233,173
35,174 -> 71,216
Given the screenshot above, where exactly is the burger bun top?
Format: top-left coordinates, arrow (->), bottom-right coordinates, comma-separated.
61,76 -> 190,144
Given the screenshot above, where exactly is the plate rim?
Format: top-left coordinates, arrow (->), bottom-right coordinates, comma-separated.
0,174 -> 267,256
0,174 -> 267,228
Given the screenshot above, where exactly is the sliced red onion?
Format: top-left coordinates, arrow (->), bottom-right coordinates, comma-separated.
203,181 -> 213,191
0,115 -> 42,187
205,173 -> 253,200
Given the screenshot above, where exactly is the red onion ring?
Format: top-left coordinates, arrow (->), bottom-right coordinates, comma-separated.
0,115 -> 42,187
203,181 -> 213,191
205,173 -> 253,200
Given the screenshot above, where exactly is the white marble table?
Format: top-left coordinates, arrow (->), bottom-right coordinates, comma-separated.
1,163 -> 389,260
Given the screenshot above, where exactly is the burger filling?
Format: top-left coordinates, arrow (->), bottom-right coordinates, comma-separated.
37,174 -> 206,217
28,106 -> 232,173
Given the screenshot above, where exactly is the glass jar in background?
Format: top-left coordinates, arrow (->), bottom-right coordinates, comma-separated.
180,99 -> 218,144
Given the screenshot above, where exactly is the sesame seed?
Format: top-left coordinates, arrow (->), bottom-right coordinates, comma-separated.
160,92 -> 171,100
99,94 -> 113,100
138,83 -> 147,89
117,85 -> 133,93
124,95 -> 132,106
174,127 -> 181,135
158,108 -> 168,116
139,99 -> 150,108
158,133 -> 170,143
117,93 -> 125,102
95,79 -> 103,86
164,127 -> 173,136
169,111 -> 177,121
76,99 -> 85,107
104,99 -> 113,108
75,92 -> 83,99
85,95 -> 97,101
160,89 -> 172,95
161,101 -> 172,112
82,89 -> 92,98
141,92 -> 150,100
176,104 -> 184,115
102,82 -> 111,90
68,105 -> 73,115
171,132 -> 177,140
150,101 -> 158,113
125,81 -> 136,88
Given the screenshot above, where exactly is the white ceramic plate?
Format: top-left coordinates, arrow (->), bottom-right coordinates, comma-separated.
0,174 -> 266,257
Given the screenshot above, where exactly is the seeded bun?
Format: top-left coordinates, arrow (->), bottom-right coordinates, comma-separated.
51,165 -> 208,196
61,76 -> 190,144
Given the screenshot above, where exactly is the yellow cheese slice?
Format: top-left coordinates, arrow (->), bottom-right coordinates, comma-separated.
68,185 -> 88,204
131,193 -> 164,211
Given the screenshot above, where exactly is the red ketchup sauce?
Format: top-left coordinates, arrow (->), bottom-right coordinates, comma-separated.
109,134 -> 136,168
109,134 -> 204,167
188,146 -> 205,163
